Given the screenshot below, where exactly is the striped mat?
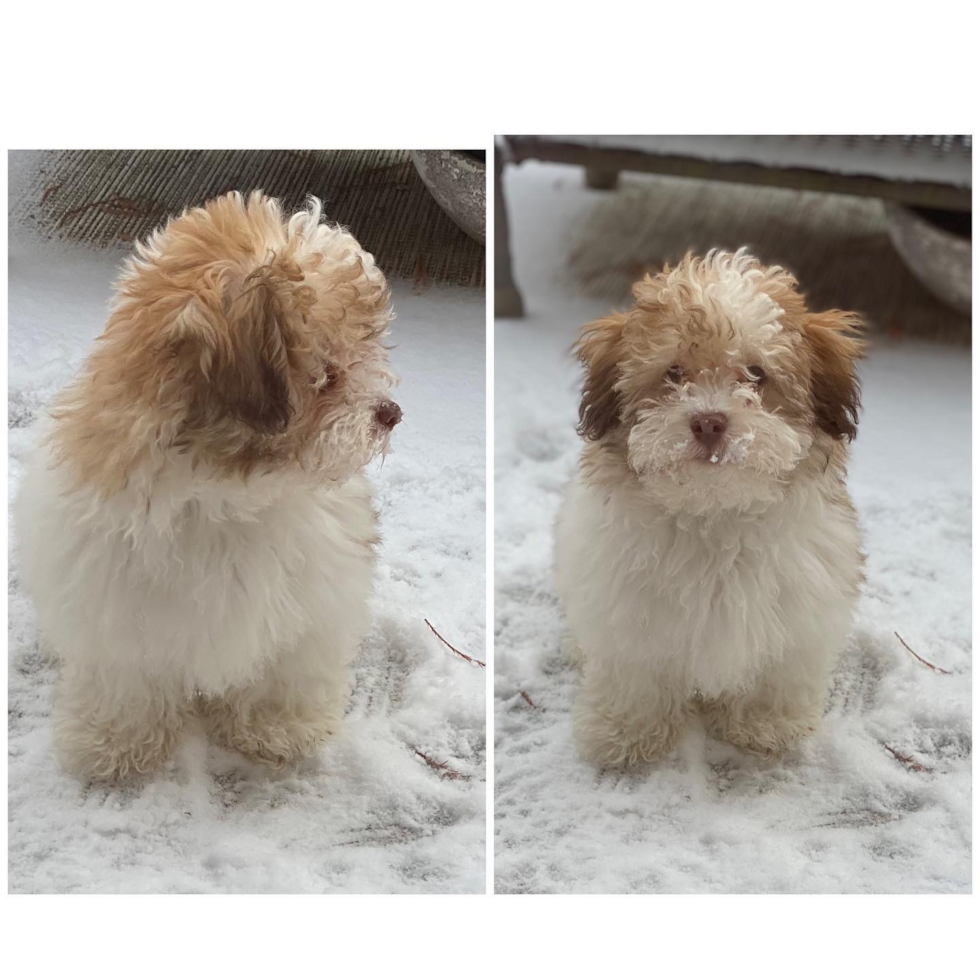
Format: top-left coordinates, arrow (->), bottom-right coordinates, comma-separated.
9,149 -> 485,288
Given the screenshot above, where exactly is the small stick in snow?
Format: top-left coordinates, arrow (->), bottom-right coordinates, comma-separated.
424,618 -> 486,667
520,690 -> 538,709
894,632 -> 951,675
414,749 -> 468,780
883,743 -> 933,773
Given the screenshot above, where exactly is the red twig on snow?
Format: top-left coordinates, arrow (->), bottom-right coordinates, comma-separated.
894,632 -> 951,675
424,618 -> 485,667
520,691 -> 538,709
414,749 -> 468,780
883,743 -> 933,773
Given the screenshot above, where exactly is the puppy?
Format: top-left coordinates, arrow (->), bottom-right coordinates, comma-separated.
15,191 -> 402,779
555,249 -> 864,767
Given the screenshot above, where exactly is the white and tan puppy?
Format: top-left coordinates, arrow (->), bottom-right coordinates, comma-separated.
16,191 -> 402,779
555,249 -> 864,767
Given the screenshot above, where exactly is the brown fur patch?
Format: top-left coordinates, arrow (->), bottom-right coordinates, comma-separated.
803,311 -> 865,441
573,312 -> 629,440
179,268 -> 296,437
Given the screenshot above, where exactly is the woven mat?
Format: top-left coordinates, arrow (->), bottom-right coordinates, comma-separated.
9,149 -> 485,288
565,173 -> 970,344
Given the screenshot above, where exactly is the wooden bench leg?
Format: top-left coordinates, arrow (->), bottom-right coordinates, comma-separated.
494,149 -> 525,318
585,166 -> 619,190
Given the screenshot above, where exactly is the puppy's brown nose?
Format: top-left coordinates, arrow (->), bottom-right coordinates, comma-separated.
375,400 -> 402,429
690,412 -> 728,449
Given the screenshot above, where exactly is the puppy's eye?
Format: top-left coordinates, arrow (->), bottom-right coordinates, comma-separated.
316,365 -> 339,390
665,365 -> 684,384
745,365 -> 766,386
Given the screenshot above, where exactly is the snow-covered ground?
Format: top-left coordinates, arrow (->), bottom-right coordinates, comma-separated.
494,163 -> 971,893
8,235 -> 486,893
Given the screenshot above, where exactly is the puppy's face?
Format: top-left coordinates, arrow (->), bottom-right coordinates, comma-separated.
575,250 -> 862,514
98,191 -> 400,487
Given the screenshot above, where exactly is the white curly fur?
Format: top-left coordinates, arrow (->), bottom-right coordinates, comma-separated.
16,453 -> 377,778
556,465 -> 862,766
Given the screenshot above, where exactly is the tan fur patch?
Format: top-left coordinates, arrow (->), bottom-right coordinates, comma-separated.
48,191 -> 396,495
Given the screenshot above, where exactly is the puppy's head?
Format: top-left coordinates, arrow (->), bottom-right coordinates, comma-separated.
77,191 -> 399,489
574,249 -> 863,514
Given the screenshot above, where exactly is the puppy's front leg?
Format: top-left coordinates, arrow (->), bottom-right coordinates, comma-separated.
55,662 -> 188,780
699,653 -> 832,757
202,636 -> 349,768
574,661 -> 687,767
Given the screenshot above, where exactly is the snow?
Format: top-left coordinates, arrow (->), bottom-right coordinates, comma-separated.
7,234 -> 486,893
494,163 -> 971,894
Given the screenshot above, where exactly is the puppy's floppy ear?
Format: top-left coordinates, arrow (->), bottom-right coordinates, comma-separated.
573,312 -> 628,440
177,268 -> 296,435
803,310 -> 865,441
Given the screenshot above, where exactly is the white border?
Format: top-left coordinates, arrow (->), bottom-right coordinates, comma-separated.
3,0 -> 977,972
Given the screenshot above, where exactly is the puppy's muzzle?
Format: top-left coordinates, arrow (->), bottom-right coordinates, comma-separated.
375,400 -> 402,430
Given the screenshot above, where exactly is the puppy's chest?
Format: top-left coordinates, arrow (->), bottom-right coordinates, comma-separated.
123,485 -> 378,647
611,507 -> 841,671
617,520 -> 787,633
634,521 -> 786,602
167,491 -> 375,603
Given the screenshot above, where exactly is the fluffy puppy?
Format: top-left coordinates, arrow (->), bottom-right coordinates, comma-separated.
16,191 -> 402,779
555,249 -> 864,767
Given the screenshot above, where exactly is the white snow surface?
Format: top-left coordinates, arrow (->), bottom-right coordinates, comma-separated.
8,238 -> 486,893
494,164 -> 971,894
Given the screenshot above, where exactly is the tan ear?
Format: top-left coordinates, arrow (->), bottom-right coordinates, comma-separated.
573,312 -> 628,440
804,310 -> 864,441
178,270 -> 295,435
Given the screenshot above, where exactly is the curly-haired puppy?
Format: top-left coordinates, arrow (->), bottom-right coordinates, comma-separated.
555,249 -> 864,767
16,191 -> 402,779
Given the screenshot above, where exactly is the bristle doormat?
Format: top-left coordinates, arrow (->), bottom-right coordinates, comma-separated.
8,149 -> 485,288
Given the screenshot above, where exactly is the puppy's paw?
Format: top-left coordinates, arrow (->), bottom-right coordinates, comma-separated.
700,697 -> 816,757
56,715 -> 181,781
574,701 -> 682,768
201,699 -> 335,769
232,725 -> 328,769
724,722 -> 814,758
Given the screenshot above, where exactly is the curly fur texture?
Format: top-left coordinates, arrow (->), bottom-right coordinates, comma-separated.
15,191 -> 399,780
556,250 -> 864,767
